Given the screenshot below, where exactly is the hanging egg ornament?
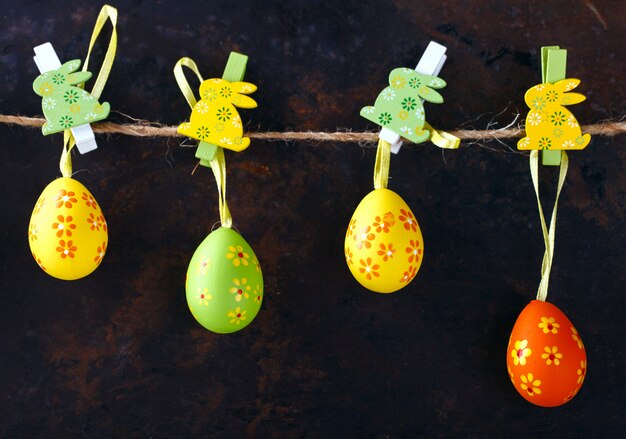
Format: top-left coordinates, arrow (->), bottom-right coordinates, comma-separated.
175,52 -> 262,333
345,189 -> 423,293
186,227 -> 263,333
506,300 -> 587,407
348,44 -> 459,293
508,47 -> 591,406
29,10 -> 119,281
29,177 -> 108,280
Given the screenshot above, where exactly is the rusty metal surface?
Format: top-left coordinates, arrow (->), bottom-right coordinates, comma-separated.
0,0 -> 625,437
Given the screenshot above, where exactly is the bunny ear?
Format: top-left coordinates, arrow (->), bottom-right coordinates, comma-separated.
233,94 -> 257,109
60,59 -> 82,73
417,86 -> 444,104
554,78 -> 581,93
561,92 -> 586,105
67,71 -> 92,86
420,74 -> 447,89
232,82 -> 257,95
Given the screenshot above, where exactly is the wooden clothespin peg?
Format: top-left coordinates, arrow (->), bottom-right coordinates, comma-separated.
541,46 -> 567,166
517,46 -> 590,162
194,52 -> 251,166
33,43 -> 100,154
379,41 -> 448,154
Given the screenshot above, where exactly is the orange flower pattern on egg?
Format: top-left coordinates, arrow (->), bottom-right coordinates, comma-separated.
345,188 -> 424,293
506,300 -> 586,407
28,177 -> 108,280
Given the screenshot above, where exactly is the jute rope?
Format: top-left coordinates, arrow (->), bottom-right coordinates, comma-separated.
1,115 -> 625,142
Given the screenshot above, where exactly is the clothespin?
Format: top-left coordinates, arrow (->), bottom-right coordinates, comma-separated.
379,41 -> 448,154
33,43 -> 99,154
541,46 -> 567,166
517,46 -> 590,162
193,52 -> 251,166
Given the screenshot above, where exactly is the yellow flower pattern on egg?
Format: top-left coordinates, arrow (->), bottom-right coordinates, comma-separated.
186,227 -> 263,334
506,300 -> 587,407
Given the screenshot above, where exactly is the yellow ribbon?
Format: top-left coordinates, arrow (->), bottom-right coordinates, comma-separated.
59,4 -> 118,177
209,148 -> 233,228
373,123 -> 459,190
173,57 -> 233,228
373,138 -> 391,189
173,57 -> 203,108
530,150 -> 569,302
425,122 -> 460,150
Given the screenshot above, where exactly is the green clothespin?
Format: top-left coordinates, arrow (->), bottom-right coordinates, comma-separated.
195,52 -> 250,166
541,46 -> 567,166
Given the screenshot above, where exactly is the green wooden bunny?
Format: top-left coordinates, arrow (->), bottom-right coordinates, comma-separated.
360,68 -> 446,144
33,59 -> 110,135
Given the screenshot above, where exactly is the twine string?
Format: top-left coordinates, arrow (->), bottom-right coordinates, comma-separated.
2,115 -> 625,142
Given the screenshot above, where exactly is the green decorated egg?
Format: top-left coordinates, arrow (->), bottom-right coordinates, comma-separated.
186,227 -> 263,333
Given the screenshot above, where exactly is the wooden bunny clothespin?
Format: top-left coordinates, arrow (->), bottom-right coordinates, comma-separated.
518,46 -> 591,166
32,4 -> 117,156
507,47 -> 592,407
174,53 -> 264,334
176,52 -> 257,166
361,41 -> 459,153
33,43 -> 108,154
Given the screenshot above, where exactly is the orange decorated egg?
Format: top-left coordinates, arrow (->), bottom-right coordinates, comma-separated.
506,300 -> 586,407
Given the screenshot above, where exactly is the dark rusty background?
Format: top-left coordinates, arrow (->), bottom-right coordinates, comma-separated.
1,0 -> 625,437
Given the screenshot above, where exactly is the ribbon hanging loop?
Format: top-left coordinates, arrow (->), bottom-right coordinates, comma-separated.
173,56 -> 234,228
59,4 -> 118,177
530,150 -> 569,301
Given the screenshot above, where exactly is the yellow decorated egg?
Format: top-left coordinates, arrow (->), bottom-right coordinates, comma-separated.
344,188 -> 424,293
28,177 -> 108,280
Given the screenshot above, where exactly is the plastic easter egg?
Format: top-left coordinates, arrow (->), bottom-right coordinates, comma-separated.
186,227 -> 263,334
506,300 -> 587,407
344,188 -> 424,293
28,177 -> 108,280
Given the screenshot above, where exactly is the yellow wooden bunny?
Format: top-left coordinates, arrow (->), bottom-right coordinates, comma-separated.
178,78 -> 257,152
518,78 -> 590,151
